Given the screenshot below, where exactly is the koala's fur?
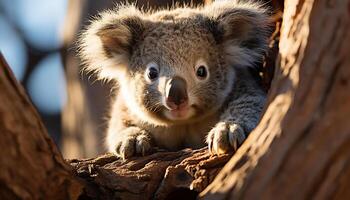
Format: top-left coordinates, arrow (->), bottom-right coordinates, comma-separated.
79,0 -> 271,159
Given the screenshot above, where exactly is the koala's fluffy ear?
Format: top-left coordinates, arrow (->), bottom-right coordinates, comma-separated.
205,0 -> 271,67
79,5 -> 145,80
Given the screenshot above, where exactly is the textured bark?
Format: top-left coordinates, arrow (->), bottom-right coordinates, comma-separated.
0,54 -> 82,199
69,148 -> 230,200
200,0 -> 350,199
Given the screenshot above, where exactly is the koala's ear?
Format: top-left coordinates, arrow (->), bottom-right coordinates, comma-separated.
96,16 -> 144,58
79,6 -> 146,80
205,1 -> 271,67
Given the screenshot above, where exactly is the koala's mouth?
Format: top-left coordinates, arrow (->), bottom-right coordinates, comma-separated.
163,106 -> 195,121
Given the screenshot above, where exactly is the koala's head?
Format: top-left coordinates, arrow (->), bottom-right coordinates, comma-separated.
79,1 -> 271,126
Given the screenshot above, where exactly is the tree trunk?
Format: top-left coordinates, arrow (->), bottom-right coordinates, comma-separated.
0,54 -> 82,199
1,0 -> 349,199
200,0 -> 350,199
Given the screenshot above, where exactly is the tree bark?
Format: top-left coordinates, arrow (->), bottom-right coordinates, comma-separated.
69,148 -> 230,200
200,0 -> 350,199
0,54 -> 82,199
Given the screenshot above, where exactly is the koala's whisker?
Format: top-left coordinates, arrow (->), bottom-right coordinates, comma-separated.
191,89 -> 202,97
148,102 -> 163,113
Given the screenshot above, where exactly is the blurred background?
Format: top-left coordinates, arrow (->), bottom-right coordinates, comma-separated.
0,0 -> 281,159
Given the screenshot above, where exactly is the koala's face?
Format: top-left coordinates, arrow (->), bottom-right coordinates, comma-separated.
80,2 -> 270,125
122,21 -> 235,124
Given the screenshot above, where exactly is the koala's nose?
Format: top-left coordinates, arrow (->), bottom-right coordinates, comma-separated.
165,77 -> 188,110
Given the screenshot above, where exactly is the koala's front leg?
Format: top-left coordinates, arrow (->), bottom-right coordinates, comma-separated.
207,122 -> 246,155
107,126 -> 153,159
207,81 -> 266,155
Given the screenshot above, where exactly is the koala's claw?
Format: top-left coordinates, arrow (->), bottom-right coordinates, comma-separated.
114,127 -> 152,159
207,122 -> 246,155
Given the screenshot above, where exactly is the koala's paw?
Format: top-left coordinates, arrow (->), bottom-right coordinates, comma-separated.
207,122 -> 246,155
113,127 -> 153,159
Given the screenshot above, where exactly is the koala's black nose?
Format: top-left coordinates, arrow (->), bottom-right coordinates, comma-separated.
165,77 -> 188,110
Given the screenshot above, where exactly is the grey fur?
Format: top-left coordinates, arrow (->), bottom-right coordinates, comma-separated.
79,0 -> 270,158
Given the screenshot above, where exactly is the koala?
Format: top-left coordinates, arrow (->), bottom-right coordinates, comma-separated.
79,0 -> 271,159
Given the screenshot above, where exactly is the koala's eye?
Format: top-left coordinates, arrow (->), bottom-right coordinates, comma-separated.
196,65 -> 208,79
145,63 -> 159,82
148,67 -> 159,80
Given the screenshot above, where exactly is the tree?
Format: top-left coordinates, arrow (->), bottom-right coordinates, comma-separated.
0,54 -> 82,199
0,0 -> 349,199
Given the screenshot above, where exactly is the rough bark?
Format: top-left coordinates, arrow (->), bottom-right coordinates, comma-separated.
0,54 -> 82,199
200,0 -> 350,199
69,148 -> 230,200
